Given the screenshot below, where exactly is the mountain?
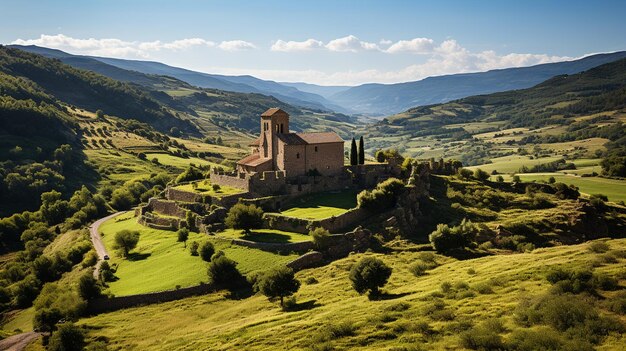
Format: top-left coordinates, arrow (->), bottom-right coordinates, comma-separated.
279,82 -> 351,99
330,51 -> 626,116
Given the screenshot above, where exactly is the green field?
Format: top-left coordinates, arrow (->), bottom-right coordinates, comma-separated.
99,212 -> 297,296
496,173 -> 626,203
174,180 -> 246,198
79,239 -> 626,350
279,189 -> 359,220
466,155 -> 564,174
145,153 -> 226,170
217,228 -> 311,243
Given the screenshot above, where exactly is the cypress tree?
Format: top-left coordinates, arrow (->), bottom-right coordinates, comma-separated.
358,136 -> 365,165
350,138 -> 358,166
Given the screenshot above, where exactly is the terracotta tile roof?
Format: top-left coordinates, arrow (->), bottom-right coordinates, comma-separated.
275,132 -> 343,145
276,133 -> 306,145
237,153 -> 271,167
295,132 -> 344,144
248,137 -> 260,146
261,107 -> 288,117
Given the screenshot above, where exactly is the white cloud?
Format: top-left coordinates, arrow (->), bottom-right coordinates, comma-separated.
218,40 -> 256,51
385,37 -> 434,54
271,39 -> 323,52
11,34 -> 243,57
325,35 -> 380,52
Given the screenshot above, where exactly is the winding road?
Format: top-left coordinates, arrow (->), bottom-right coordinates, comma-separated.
89,211 -> 124,278
0,332 -> 43,351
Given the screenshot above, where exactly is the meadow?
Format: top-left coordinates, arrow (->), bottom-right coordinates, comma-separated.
279,189 -> 359,220
79,238 -> 626,350
99,212 -> 297,296
174,180 -> 245,198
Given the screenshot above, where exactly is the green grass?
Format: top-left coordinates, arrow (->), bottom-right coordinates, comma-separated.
279,189 -> 359,220
79,238 -> 626,350
173,180 -> 246,198
1,307 -> 34,333
217,228 -> 311,243
145,153 -> 225,170
466,155 -> 563,174
496,173 -> 626,203
98,212 -> 297,296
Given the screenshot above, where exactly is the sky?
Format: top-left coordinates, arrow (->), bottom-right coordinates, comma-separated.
2,0 -> 626,86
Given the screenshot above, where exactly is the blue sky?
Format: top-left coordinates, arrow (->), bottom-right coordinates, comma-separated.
2,0 -> 625,85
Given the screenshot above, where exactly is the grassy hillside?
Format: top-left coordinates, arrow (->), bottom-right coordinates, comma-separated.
78,238 -> 626,350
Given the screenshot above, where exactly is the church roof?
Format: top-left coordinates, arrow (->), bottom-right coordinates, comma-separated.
276,132 -> 343,145
237,153 -> 271,167
249,137 -> 261,146
261,107 -> 288,117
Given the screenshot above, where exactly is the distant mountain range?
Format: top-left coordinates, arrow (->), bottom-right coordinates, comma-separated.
9,45 -> 626,117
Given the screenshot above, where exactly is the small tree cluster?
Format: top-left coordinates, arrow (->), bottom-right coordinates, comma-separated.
256,266 -> 301,307
349,257 -> 392,297
357,178 -> 405,211
225,203 -> 264,234
428,219 -> 478,253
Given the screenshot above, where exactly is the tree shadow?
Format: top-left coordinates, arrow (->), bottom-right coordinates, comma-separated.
369,292 -> 412,301
243,231 -> 292,243
284,299 -> 322,312
126,252 -> 151,261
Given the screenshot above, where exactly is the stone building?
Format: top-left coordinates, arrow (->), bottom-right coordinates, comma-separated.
237,108 -> 344,177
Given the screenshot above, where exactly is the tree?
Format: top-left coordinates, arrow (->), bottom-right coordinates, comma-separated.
257,266 -> 301,307
47,323 -> 85,351
189,241 -> 199,256
78,272 -> 101,300
349,257 -> 392,297
207,254 -> 244,287
358,136 -> 365,165
34,307 -> 63,332
113,230 -> 140,257
473,168 -> 490,182
350,137 -> 358,166
96,109 -> 105,120
177,227 -> 189,247
199,241 -> 215,262
429,219 -> 478,253
225,203 -> 264,234
310,227 -> 332,249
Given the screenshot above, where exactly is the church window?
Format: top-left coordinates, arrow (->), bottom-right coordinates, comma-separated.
315,146 -> 318,152
280,123 -> 284,133
296,152 -> 300,159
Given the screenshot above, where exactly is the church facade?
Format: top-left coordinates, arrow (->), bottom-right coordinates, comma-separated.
236,108 -> 345,177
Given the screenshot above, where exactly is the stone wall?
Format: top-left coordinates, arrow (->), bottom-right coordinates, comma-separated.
149,198 -> 186,218
212,236 -> 314,254
210,169 -> 251,191
286,251 -> 324,270
166,187 -> 201,203
86,283 -> 214,314
264,207 -> 369,234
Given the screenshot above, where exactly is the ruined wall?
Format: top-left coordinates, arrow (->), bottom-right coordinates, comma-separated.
149,198 -> 186,218
166,188 -> 201,203
209,169 -> 251,192
264,207 -> 369,234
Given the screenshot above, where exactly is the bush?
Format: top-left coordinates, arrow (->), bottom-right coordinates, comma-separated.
225,203 -> 264,234
256,266 -> 301,307
207,254 -> 244,287
113,230 -> 140,257
47,322 -> 85,351
77,272 -> 101,300
357,178 -> 405,211
459,326 -> 504,350
409,262 -> 430,277
349,257 -> 392,297
428,218 -> 478,253
588,241 -> 610,253
199,241 -> 215,262
458,168 -> 473,180
189,241 -> 199,256
473,168 -> 490,182
310,227 -> 332,249
177,227 -> 189,245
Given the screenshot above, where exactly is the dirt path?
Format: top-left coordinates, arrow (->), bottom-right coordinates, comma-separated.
89,211 -> 124,278
0,332 -> 42,351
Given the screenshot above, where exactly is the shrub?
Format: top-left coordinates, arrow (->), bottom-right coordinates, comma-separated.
225,203 -> 264,234
459,326 -> 504,350
199,241 -> 215,262
357,178 -> 405,211
177,227 -> 189,246
113,230 -> 140,257
588,241 -> 610,253
458,168 -> 473,180
428,218 -> 478,253
77,272 -> 101,300
256,266 -> 301,307
473,168 -> 490,181
305,276 -> 318,285
207,254 -> 244,287
212,184 -> 221,191
310,227 -> 332,249
47,322 -> 85,351
349,257 -> 392,297
409,262 -> 430,277
189,241 -> 199,256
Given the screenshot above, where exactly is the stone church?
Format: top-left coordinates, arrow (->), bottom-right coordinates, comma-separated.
236,108 -> 344,177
